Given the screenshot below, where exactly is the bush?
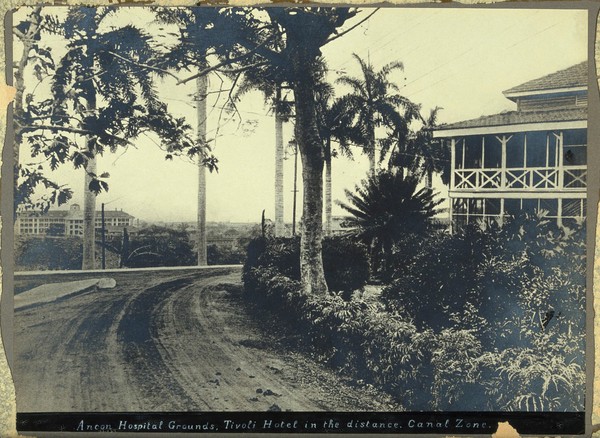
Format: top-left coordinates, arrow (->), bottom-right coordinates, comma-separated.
382,214 -> 585,339
16,236 -> 82,271
379,213 -> 586,410
207,244 -> 245,265
243,235 -> 369,296
106,225 -> 196,268
323,237 -> 370,294
242,213 -> 586,412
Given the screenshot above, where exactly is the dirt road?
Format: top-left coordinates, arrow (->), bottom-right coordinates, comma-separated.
14,267 -> 400,412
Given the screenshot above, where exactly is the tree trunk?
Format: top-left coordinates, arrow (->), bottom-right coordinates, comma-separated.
274,86 -> 285,237
82,155 -> 97,269
13,36 -> 31,165
196,75 -> 208,266
426,169 -> 433,189
324,137 -> 332,237
368,121 -> 376,174
294,77 -> 328,295
81,84 -> 97,270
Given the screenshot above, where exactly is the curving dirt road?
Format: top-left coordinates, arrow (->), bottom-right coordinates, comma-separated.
14,267 -> 400,413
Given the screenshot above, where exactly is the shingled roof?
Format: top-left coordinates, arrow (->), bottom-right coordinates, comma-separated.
436,107 -> 587,131
503,61 -> 587,96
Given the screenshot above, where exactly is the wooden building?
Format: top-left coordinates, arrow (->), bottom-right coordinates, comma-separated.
433,62 -> 587,230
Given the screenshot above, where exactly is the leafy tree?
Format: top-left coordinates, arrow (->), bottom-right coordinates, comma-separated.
13,7 -> 72,213
102,226 -> 195,268
336,53 -> 421,173
16,7 -> 200,268
338,169 -> 443,274
175,7 -> 372,294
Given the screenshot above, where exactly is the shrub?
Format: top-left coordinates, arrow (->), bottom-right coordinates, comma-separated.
242,212 -> 586,412
105,225 -> 196,268
207,244 -> 245,265
16,236 -> 82,271
243,235 -> 369,296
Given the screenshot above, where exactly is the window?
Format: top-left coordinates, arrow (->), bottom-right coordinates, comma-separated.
483,135 -> 502,168
506,133 -> 526,168
563,129 -> 587,166
525,131 -> 549,168
562,198 -> 584,218
539,199 -> 558,218
464,136 -> 483,169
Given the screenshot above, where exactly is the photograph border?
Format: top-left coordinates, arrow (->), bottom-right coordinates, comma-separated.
0,1 -> 598,436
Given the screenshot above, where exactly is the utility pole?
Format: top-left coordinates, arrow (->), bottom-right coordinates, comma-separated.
101,202 -> 106,270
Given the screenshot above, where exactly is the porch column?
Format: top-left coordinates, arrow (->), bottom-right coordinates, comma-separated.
557,198 -> 563,227
450,138 -> 456,190
557,132 -> 564,189
499,135 -> 507,189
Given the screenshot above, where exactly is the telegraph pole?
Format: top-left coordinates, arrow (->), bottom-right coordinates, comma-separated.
101,202 -> 106,270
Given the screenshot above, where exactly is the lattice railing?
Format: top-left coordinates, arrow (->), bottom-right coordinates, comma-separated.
453,166 -> 586,190
563,166 -> 587,188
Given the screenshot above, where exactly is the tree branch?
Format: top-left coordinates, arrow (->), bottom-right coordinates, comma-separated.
106,50 -> 179,81
178,36 -> 279,85
216,62 -> 269,75
324,9 -> 379,46
20,124 -> 133,145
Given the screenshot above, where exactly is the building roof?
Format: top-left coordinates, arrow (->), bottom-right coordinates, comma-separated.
103,210 -> 134,218
17,210 -> 69,218
435,107 -> 587,131
18,206 -> 133,219
503,61 -> 587,96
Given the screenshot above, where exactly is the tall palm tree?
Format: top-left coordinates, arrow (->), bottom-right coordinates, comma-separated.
196,74 -> 208,266
173,7 -> 362,294
234,73 -> 293,238
338,170 -> 442,275
314,79 -> 360,236
154,9 -> 226,264
337,54 -> 421,174
274,85 -> 286,237
389,107 -> 451,188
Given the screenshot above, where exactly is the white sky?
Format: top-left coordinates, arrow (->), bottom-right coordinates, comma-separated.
16,7 -> 588,223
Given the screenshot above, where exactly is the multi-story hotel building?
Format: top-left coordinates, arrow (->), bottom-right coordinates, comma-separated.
15,203 -> 134,236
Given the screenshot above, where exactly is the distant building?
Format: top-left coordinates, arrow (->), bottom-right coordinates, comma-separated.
15,203 -> 135,236
433,62 -> 587,229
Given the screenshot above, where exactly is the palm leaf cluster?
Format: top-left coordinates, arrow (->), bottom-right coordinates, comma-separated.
338,170 -> 443,272
335,53 -> 422,170
389,107 -> 451,186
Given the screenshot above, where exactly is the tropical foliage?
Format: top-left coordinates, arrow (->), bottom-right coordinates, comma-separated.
337,169 -> 443,275
15,236 -> 83,271
102,226 -> 196,268
243,213 -> 585,411
336,53 -> 421,172
15,8 -> 202,210
244,235 -> 370,297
